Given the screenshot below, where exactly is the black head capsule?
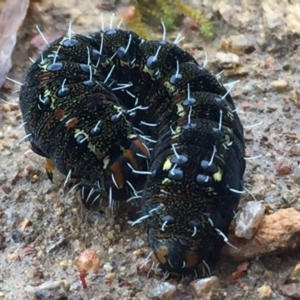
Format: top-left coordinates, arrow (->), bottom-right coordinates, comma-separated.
168,168 -> 183,180
171,154 -> 188,165
200,160 -> 218,174
63,39 -> 78,48
47,62 -> 63,71
196,174 -> 212,186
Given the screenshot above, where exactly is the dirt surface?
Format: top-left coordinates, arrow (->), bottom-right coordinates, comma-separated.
1,0 -> 300,299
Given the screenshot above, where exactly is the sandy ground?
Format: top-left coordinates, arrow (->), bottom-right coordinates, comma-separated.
1,0 -> 300,299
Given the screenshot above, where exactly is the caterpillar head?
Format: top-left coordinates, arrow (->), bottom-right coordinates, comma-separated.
146,205 -> 228,275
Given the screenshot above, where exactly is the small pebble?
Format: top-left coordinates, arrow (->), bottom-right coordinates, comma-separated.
270,79 -> 290,93
294,166 -> 300,185
75,249 -> 101,273
34,280 -> 69,300
230,34 -> 255,54
103,262 -> 113,272
107,231 -> 115,240
105,272 -> 116,280
11,229 -> 23,243
279,283 -> 300,299
289,144 -> 300,157
275,158 -> 293,175
215,52 -> 239,69
108,247 -> 114,254
59,260 -> 72,269
235,201 -> 265,239
120,266 -> 126,272
147,282 -> 176,299
292,262 -> 300,280
257,284 -> 273,298
190,276 -> 220,298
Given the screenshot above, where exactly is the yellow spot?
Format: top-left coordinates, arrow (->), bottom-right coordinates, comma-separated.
162,157 -> 172,171
153,246 -> 169,265
142,65 -> 156,79
120,60 -> 131,68
114,105 -> 123,113
162,178 -> 171,185
44,89 -> 51,97
171,126 -> 182,139
128,134 -> 138,139
213,168 -> 222,182
164,81 -> 177,95
103,156 -> 110,169
160,189 -> 171,195
74,129 -> 88,139
176,103 -> 185,117
88,143 -> 97,154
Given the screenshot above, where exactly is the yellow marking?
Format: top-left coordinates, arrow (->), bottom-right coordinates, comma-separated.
120,61 -> 131,68
74,129 -> 88,141
162,157 -> 172,171
128,134 -> 138,139
44,89 -> 51,97
176,103 -> 186,117
164,81 -> 177,95
100,60 -> 110,68
160,189 -> 171,195
103,156 -> 110,169
213,168 -> 222,182
114,105 -> 123,113
175,126 -> 182,134
171,126 -> 182,139
88,143 -> 97,154
142,65 -> 156,78
162,177 -> 171,185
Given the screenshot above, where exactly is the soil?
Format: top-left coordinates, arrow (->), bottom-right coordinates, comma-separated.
1,0 -> 300,299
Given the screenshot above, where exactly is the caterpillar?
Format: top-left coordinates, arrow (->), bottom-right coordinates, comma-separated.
19,23 -> 245,276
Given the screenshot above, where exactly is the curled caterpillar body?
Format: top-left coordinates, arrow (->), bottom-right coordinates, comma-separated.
19,27 -> 245,275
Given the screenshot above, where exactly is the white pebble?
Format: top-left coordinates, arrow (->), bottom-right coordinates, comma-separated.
235,201 -> 265,239
103,262 -> 113,272
147,282 -> 176,299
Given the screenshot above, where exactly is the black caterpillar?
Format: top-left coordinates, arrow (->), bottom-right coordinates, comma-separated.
19,25 -> 245,275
